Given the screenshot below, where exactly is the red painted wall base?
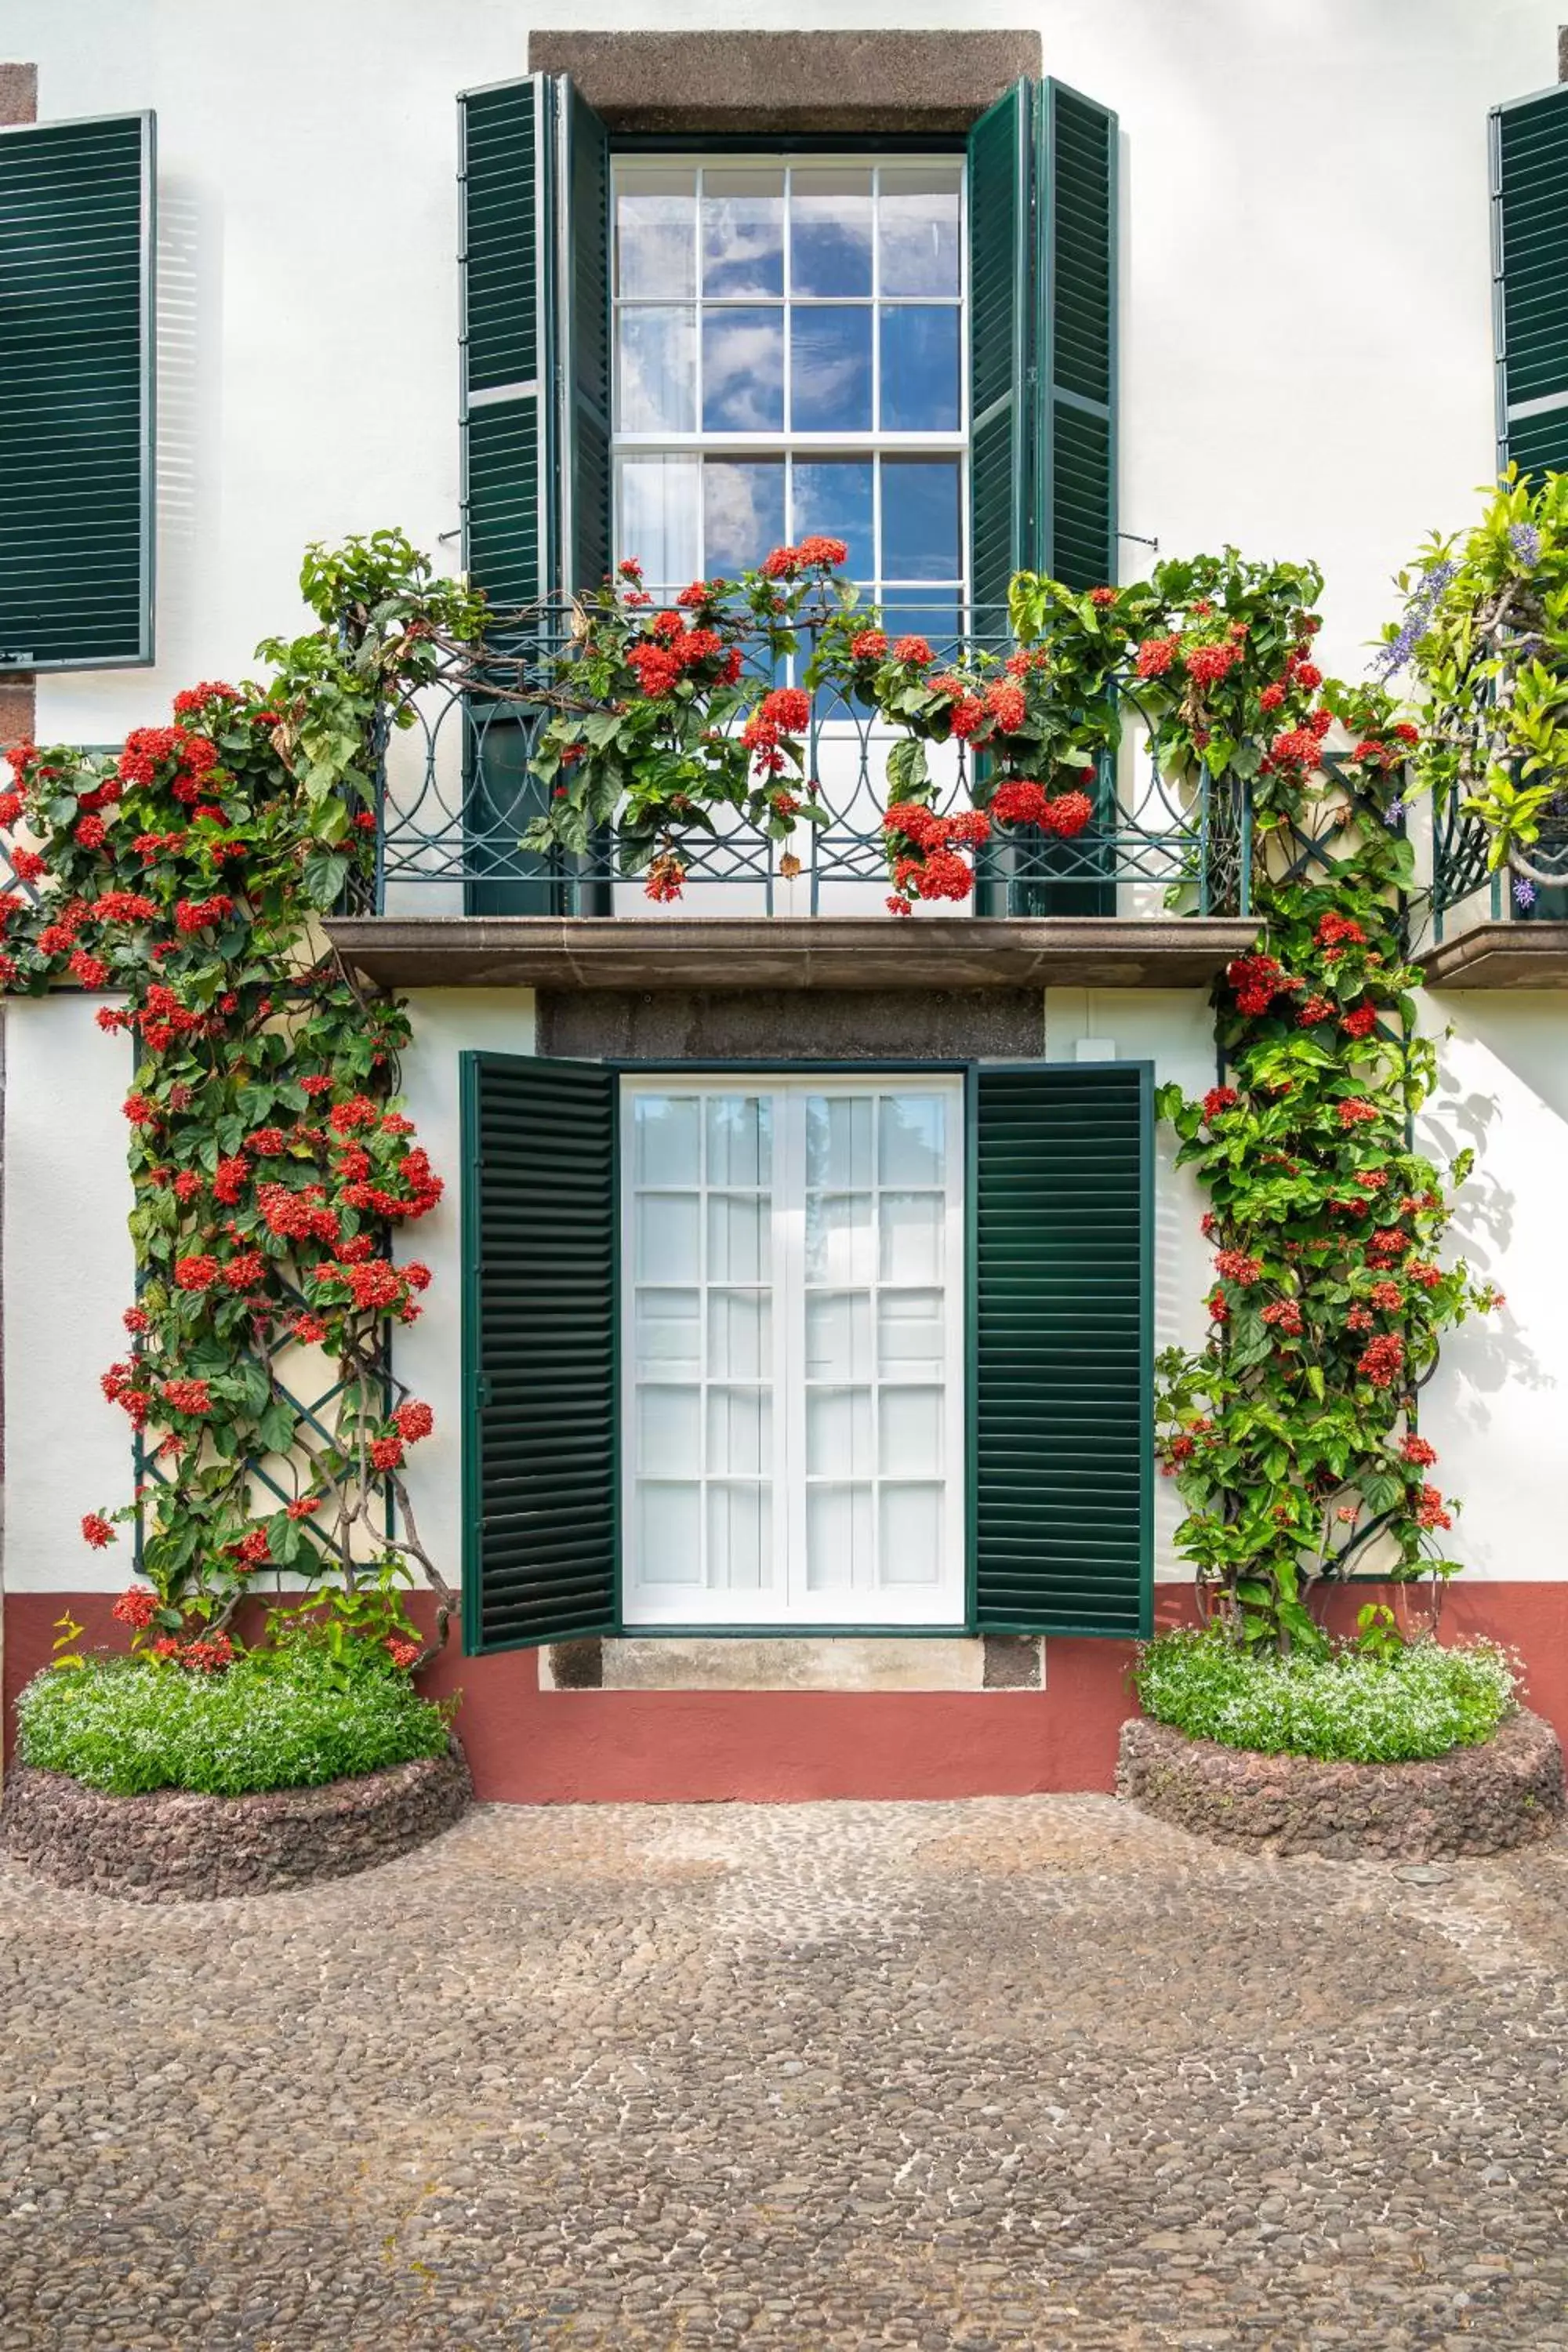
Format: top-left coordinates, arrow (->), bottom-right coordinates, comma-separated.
6,1583 -> 1566,1806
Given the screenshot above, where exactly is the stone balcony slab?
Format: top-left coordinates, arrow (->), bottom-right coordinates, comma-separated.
1418,921 -> 1568,989
325,914 -> 1259,994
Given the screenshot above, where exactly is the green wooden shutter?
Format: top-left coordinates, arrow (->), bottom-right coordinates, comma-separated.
1493,85 -> 1568,479
1037,82 -> 1117,590
459,74 -> 611,609
971,1062 -> 1151,1638
461,1052 -> 619,1652
0,111 -> 154,672
967,80 -> 1035,639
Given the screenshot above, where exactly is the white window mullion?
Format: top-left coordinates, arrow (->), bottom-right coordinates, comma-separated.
779,1087 -> 806,1617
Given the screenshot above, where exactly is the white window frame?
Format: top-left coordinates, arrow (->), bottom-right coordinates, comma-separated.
609,151 -> 971,613
619,1071 -> 967,1629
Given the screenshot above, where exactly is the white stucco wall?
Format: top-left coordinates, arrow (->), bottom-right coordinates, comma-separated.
3,2 -> 1567,1601
4,1000 -> 135,1592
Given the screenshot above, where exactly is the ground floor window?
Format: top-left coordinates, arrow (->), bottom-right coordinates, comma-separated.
621,1073 -> 966,1627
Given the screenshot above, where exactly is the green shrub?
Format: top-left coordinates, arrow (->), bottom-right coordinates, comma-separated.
16,1646 -> 452,1797
1134,1625 -> 1519,1763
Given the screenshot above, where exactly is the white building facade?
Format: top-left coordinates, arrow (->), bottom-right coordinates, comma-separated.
2,2 -> 1566,1802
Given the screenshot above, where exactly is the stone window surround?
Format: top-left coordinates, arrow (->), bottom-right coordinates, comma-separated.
526,30 -> 1044,138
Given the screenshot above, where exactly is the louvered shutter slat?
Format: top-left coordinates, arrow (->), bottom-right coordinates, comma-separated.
461,1053 -> 618,1651
0,111 -> 153,670
967,80 -> 1033,632
973,1064 -> 1151,1639
1494,86 -> 1568,474
1039,81 -> 1117,593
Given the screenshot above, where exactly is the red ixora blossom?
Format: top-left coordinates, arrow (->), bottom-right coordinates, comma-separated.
892,636 -> 933,667
1401,1433 -> 1439,1467
175,894 -> 236,934
387,1636 -> 422,1670
1134,636 -> 1179,678
1356,1333 -> 1405,1388
174,1254 -> 220,1292
1340,1003 -> 1378,1040
1226,952 -> 1289,1017
1258,682 -> 1287,712
1337,1098 -> 1379,1128
985,679 -> 1027,733
1089,586 -> 1117,606
162,1377 -> 213,1416
1297,994 -> 1334,1026
1261,1299 -> 1304,1336
1317,911 -> 1367,948
1182,640 -> 1241,686
760,686 -> 810,735
369,1434 -> 405,1471
112,1584 -> 158,1629
394,1399 -> 435,1443
1416,1483 -> 1453,1531
1214,1248 -> 1264,1287
81,1512 -> 116,1549
849,629 -> 888,661
645,853 -> 686,904
1202,1086 -> 1239,1122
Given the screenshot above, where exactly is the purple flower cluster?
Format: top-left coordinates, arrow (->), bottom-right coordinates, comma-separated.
1508,521 -> 1541,568
1513,876 -> 1537,909
1375,558 -> 1457,679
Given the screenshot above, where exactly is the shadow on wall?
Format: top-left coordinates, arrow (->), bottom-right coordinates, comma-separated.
154,180 -> 216,683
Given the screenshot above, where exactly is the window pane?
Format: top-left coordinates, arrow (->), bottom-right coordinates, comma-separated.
638,1385 -> 701,1475
805,1290 -> 872,1381
790,307 -> 873,432
615,169 -> 696,298
708,1483 -> 771,1590
881,459 -> 961,580
879,1483 -> 942,1584
880,1192 -> 943,1284
879,1094 -> 945,1185
807,1386 -> 873,1476
708,1386 -> 771,1476
710,1289 -> 770,1379
704,459 -> 786,577
806,1193 -> 874,1284
635,1288 -> 701,1377
807,1094 -> 873,1189
706,1094 -> 771,1186
618,307 -> 696,432
878,169 -> 961,297
878,1288 -> 944,1377
790,459 -> 873,581
637,1193 -> 700,1283
618,456 -> 700,588
880,306 -> 960,432
634,1094 -> 701,1188
881,588 -> 961,657
637,1483 -> 702,1582
807,1482 -> 873,1590
879,1385 -> 942,1475
791,169 -> 873,296
710,1192 -> 767,1282
702,306 -> 784,430
702,169 -> 784,297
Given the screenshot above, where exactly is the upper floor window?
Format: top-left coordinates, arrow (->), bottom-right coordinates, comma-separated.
611,157 -> 966,637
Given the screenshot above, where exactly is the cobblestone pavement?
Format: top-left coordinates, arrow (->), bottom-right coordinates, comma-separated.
2,1797 -> 1568,2350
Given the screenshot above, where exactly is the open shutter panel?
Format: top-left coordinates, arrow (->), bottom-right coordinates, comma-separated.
972,1062 -> 1151,1638
0,111 -> 154,671
462,1053 -> 618,1651
459,74 -> 611,611
1494,86 -> 1568,479
1038,81 -> 1117,590
967,81 -> 1035,640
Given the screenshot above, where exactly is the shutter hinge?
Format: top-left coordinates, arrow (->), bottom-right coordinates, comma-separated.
475,1374 -> 494,1408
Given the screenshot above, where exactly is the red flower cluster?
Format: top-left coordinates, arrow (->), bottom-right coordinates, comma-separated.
1317,912 -> 1367,949
1226,953 -> 1289,1016
1340,1004 -> 1378,1040
257,1181 -> 340,1244
81,1512 -> 116,1549
644,853 -> 686,903
1415,1483 -> 1452,1531
1337,1098 -> 1378,1128
1261,1299 -> 1304,1336
849,630 -> 888,661
162,1377 -> 213,1416
985,679 -> 1027,734
111,1584 -> 158,1628
394,1399 -> 434,1443
1214,1249 -> 1264,1287
759,687 -> 810,735
892,636 -> 933,667
387,1636 -> 423,1670
175,895 -> 236,935
1134,636 -> 1178,678
369,1435 -> 405,1470
174,1254 -> 220,1292
1400,1434 -> 1438,1468
1182,640 -> 1242,687
1202,1086 -> 1238,1121
1356,1334 -> 1405,1388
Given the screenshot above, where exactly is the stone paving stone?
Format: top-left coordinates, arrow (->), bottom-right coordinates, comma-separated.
0,1796 -> 1566,2348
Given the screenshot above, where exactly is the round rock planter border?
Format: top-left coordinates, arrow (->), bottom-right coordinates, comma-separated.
0,1740 -> 472,1902
1117,1706 -> 1565,1860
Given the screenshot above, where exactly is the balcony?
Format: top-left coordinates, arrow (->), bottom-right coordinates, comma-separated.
324,607 -> 1259,993
1421,782 -> 1568,989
